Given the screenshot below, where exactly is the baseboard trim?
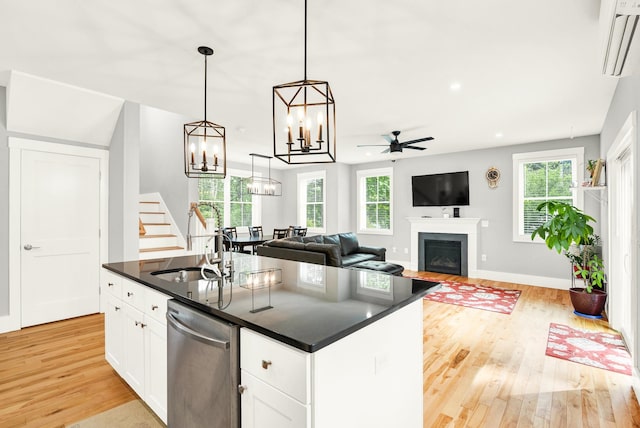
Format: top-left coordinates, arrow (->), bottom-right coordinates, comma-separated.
472,269 -> 571,289
0,314 -> 20,334
634,367 -> 640,406
398,260 -> 571,289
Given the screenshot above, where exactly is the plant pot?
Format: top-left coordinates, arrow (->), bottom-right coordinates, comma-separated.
569,287 -> 607,317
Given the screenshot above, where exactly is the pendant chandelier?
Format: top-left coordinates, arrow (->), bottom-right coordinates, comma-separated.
247,153 -> 282,196
272,0 -> 336,164
184,46 -> 227,179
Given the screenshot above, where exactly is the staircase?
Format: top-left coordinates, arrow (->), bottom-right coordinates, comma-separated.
138,193 -> 188,260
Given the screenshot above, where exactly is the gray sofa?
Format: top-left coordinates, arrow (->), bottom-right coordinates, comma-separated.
256,232 -> 386,267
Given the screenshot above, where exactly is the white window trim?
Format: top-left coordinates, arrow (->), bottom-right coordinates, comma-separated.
199,168 -> 261,231
297,170 -> 326,234
512,147 -> 584,243
356,167 -> 393,235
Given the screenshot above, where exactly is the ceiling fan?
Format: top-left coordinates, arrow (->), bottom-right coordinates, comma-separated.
357,130 -> 434,154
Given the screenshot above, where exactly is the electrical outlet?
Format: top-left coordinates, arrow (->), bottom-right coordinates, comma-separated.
404,248 -> 408,254
481,254 -> 487,261
392,247 -> 397,253
481,220 -> 489,228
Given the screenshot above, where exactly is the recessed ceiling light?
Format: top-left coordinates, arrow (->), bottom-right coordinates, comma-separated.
450,82 -> 462,92
365,152 -> 372,156
495,132 -> 503,138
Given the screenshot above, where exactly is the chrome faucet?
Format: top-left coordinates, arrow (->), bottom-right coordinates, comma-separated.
187,202 -> 232,278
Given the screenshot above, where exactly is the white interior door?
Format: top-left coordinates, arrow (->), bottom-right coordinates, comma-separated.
21,149 -> 101,327
607,112 -> 637,368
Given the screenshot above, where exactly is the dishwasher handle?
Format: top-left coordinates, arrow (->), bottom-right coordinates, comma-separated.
166,312 -> 230,349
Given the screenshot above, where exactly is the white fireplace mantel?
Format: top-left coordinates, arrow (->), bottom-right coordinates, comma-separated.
407,217 -> 481,276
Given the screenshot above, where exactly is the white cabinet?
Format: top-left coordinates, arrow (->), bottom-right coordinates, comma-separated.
104,293 -> 124,373
240,329 -> 311,428
122,302 -> 145,397
240,299 -> 424,428
102,270 -> 169,424
145,316 -> 167,418
240,371 -> 308,428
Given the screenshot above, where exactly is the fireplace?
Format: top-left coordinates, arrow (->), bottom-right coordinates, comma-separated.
418,232 -> 468,276
408,217 -> 480,276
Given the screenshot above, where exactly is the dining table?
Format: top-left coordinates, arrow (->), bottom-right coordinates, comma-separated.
229,235 -> 271,253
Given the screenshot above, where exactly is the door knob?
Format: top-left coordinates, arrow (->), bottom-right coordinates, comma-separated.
238,385 -> 247,394
23,244 -> 41,250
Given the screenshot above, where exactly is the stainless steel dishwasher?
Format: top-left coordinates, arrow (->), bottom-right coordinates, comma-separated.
167,299 -> 240,428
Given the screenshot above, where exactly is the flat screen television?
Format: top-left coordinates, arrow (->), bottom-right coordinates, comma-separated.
412,171 -> 470,207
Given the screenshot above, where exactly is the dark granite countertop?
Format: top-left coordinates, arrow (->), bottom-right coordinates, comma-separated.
103,253 -> 440,352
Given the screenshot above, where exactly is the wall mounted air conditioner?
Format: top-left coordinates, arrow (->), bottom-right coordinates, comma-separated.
600,0 -> 640,77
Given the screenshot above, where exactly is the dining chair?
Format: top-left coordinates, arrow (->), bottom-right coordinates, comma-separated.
290,226 -> 307,237
248,226 -> 263,254
273,228 -> 289,239
222,226 -> 238,251
249,226 -> 263,238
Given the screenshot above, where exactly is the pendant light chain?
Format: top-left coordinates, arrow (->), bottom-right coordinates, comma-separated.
203,53 -> 208,122
304,0 -> 307,81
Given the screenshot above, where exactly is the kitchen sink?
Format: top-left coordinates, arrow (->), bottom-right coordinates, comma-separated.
151,267 -> 220,283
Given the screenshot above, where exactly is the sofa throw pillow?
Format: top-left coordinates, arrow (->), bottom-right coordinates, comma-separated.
339,232 -> 359,256
323,234 -> 341,247
302,235 -> 323,244
305,243 -> 341,266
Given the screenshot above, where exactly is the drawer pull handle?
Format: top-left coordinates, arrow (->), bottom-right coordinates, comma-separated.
114,306 -> 120,311
127,292 -> 133,297
108,282 -> 114,287
135,321 -> 147,328
151,305 -> 159,311
261,360 -> 272,370
238,385 -> 247,394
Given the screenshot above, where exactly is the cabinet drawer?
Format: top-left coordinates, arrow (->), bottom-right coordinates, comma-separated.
240,329 -> 310,404
102,269 -> 122,298
122,279 -> 146,311
145,288 -> 169,324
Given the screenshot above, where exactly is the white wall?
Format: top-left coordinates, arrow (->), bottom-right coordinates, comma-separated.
0,87 -> 8,315
278,163 -> 355,235
276,136 -> 600,283
352,136 -> 600,282
108,101 -> 140,263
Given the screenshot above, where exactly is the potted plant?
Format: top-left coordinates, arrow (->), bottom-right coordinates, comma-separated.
586,159 -> 597,179
530,201 -> 607,317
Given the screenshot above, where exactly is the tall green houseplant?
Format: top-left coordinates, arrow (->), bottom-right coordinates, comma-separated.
530,201 -> 605,293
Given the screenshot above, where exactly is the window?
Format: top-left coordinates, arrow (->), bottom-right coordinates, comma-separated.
230,176 -> 253,227
198,178 -> 224,221
298,170 -> 326,233
198,169 -> 260,228
357,168 -> 393,234
512,147 -> 584,242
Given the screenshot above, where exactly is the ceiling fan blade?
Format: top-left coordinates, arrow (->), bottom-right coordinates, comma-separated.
381,134 -> 394,144
405,145 -> 427,151
357,144 -> 389,147
381,148 -> 390,154
401,136 -> 434,145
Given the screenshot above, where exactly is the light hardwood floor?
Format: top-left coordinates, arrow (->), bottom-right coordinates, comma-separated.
0,313 -> 135,428
408,271 -> 640,428
0,274 -> 639,427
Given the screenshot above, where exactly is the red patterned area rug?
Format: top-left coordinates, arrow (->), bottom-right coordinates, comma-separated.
418,279 -> 521,314
545,323 -> 631,375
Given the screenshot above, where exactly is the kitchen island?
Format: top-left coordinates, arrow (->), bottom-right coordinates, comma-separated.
103,253 -> 439,427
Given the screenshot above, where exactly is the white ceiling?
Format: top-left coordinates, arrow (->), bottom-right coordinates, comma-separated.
0,0 -> 618,167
